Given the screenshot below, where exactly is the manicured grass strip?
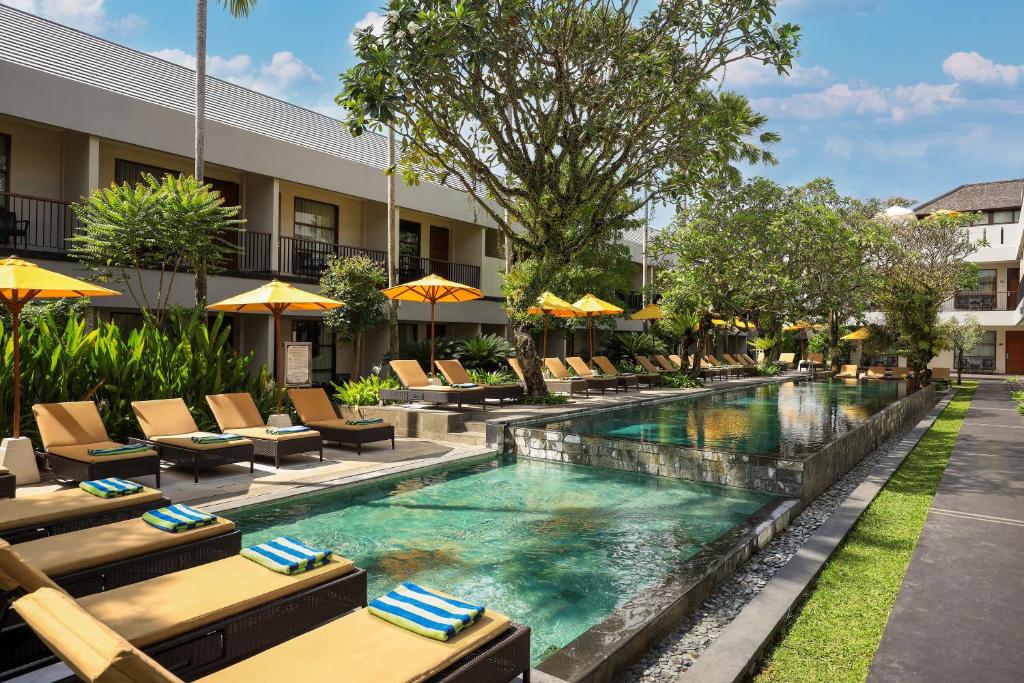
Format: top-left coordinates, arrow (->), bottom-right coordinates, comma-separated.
754,383 -> 977,683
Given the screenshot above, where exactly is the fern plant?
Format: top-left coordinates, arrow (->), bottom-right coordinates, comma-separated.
332,373 -> 400,406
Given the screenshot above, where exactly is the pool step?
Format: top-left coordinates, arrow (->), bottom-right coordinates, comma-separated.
443,431 -> 487,446
462,420 -> 487,434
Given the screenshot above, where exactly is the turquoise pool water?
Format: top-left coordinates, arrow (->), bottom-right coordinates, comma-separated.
231,458 -> 774,664
544,379 -> 909,458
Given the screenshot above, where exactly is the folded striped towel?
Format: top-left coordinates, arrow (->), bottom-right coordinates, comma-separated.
142,504 -> 216,533
79,477 -> 143,498
241,536 -> 333,574
346,417 -> 384,425
86,443 -> 150,456
451,382 -> 479,389
368,582 -> 485,641
191,433 -> 245,444
265,425 -> 312,435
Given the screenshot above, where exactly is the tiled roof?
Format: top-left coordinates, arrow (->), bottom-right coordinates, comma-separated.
915,179 -> 1024,215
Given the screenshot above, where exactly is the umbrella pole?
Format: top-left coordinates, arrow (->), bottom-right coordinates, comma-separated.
588,316 -> 594,367
430,299 -> 436,379
273,307 -> 282,415
543,315 -> 548,360
11,301 -> 20,438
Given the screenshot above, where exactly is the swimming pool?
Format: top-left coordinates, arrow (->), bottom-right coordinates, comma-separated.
230,457 -> 776,665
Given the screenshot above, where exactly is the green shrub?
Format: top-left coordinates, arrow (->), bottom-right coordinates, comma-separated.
399,337 -> 462,371
466,368 -> 516,385
456,334 -> 515,371
519,393 -> 570,405
332,371 -> 400,407
600,332 -> 666,364
660,373 -> 704,389
757,362 -> 782,376
1004,375 -> 1020,385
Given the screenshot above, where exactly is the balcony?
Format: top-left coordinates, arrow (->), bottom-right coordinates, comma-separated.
0,192 -> 79,257
952,290 -> 1017,312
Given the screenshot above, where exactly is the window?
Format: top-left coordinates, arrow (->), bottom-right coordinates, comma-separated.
115,159 -> 175,185
292,319 -> 336,386
484,229 -> 504,259
399,220 -> 421,258
992,210 -> 1015,224
977,269 -> 997,291
964,330 -> 997,374
293,198 -> 337,244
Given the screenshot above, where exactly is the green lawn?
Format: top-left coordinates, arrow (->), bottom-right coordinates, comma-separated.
754,383 -> 977,683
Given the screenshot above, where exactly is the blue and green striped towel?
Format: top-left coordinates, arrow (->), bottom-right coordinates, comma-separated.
79,477 -> 143,498
142,504 -> 216,533
451,382 -> 479,389
368,582 -> 485,641
346,417 -> 384,425
191,433 -> 245,444
86,443 -> 149,456
241,536 -> 333,574
265,425 -> 312,435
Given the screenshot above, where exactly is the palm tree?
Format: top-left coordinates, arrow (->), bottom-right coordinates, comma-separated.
386,127 -> 400,360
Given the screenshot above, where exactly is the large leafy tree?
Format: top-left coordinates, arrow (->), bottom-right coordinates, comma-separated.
319,255 -> 390,378
339,0 -> 799,393
937,314 -> 984,385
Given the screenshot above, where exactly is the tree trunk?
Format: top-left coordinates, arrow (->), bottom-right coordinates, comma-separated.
956,349 -> 963,385
386,127 -> 400,360
513,322 -> 546,396
828,309 -> 841,372
353,330 -> 362,380
195,0 -> 207,183
194,262 -> 208,310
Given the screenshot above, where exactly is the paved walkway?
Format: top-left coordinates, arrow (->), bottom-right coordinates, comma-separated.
869,381 -> 1024,683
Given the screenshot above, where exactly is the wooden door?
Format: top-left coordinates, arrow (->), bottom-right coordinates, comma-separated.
429,226 -> 450,278
207,178 -> 241,270
1008,268 -> 1019,311
1006,331 -> 1024,374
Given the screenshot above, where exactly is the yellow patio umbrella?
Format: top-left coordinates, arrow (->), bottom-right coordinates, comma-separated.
382,274 -> 482,378
842,327 -> 870,341
528,291 -> 580,359
630,303 -> 664,321
208,279 -> 343,415
571,294 -> 624,366
0,256 -> 119,437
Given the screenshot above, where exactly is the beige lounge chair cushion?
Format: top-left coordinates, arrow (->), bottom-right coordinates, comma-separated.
206,393 -> 264,431
654,355 -> 678,371
14,588 -> 184,683
434,359 -> 474,386
197,606 -> 512,683
79,554 -> 355,647
33,401 -> 110,450
288,387 -> 338,423
566,357 -> 596,377
150,433 -> 253,451
835,365 -> 859,378
228,426 -> 321,442
0,539 -> 64,593
592,357 -> 620,376
635,356 -> 662,373
866,366 -> 887,378
48,442 -> 157,464
544,358 -> 571,378
891,367 -> 911,378
307,418 -> 389,432
0,487 -> 165,533
931,367 -> 951,380
778,352 -> 796,364
132,399 -> 199,439
5,517 -> 235,583
390,359 -> 435,388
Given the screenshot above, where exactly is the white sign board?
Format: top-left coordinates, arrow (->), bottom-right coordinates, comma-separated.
284,341 -> 312,386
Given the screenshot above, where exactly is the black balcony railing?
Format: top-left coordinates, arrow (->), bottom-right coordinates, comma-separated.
620,291 -> 644,311
279,235 -> 388,280
231,231 -> 272,274
398,255 -> 481,288
0,192 -> 79,257
953,290 -> 1017,312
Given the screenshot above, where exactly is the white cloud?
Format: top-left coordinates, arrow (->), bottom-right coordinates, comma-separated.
943,51 -> 1024,87
149,49 -> 320,99
723,58 -> 832,88
7,0 -> 145,34
349,11 -> 387,49
752,82 -> 962,123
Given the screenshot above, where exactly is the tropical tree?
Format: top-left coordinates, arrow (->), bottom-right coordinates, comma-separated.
319,255 -> 390,379
937,314 -> 985,385
339,0 -> 799,394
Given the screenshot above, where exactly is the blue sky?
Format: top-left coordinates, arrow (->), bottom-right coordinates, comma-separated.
10,0 -> 1024,223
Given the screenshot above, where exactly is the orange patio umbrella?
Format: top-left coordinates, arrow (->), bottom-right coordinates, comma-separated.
528,291 -> 581,359
208,279 -> 343,415
571,294 -> 624,366
0,256 -> 119,437
382,274 -> 482,378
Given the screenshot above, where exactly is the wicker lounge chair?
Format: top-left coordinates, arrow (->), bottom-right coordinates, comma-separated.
131,399 -> 255,484
594,355 -> 655,388
381,360 -> 487,409
1,515 -> 240,607
287,388 -> 395,454
207,393 -> 323,468
683,355 -> 728,382
0,541 -> 367,679
931,367 -> 951,381
0,486 -> 169,545
546,357 -> 617,394
32,402 -> 161,487
890,367 -> 911,379
651,354 -> 679,373
720,354 -> 757,375
864,366 -> 888,379
435,359 -> 524,404
635,355 -> 668,374
0,466 -> 14,499
834,364 -> 860,379
778,352 -> 796,369
741,353 -> 758,365
14,585 -> 530,683
798,352 -> 824,373
566,356 -> 629,392
509,357 -> 587,396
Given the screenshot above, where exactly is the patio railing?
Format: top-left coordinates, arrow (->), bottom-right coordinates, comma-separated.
952,290 -> 1017,312
0,192 -> 79,257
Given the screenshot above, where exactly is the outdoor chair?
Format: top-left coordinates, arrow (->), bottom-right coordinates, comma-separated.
207,392 -> 323,468
0,486 -> 169,545
704,355 -> 745,379
636,355 -> 672,375
435,359 -> 524,404
593,355 -> 654,388
834,364 -> 860,379
0,539 -> 367,679
865,366 -> 888,379
778,352 -> 797,369
722,354 -> 758,374
890,367 -> 911,379
32,402 -> 161,487
931,367 -> 951,382
12,584 -> 530,683
131,399 -> 255,484
566,356 -> 625,392
546,357 -> 616,394
799,352 -> 825,373
653,354 -> 680,372
741,353 -> 759,365
287,388 -> 395,454
509,357 -> 588,396
0,466 -> 14,499
382,360 -> 487,409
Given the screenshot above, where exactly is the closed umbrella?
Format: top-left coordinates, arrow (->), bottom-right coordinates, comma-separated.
842,327 -> 870,341
0,256 -> 118,437
528,291 -> 580,359
571,294 -> 624,366
208,279 -> 343,416
382,274 -> 482,378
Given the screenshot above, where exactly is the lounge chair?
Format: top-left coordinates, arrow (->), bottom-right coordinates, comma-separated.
13,585 -> 530,683
594,355 -> 655,388
0,539 -> 367,678
931,367 -> 951,382
778,352 -> 796,369
722,354 -> 758,375
207,393 -> 323,468
382,360 -> 487,409
566,356 -> 630,392
0,486 -> 169,545
865,366 -> 888,379
0,466 -> 14,499
509,357 -> 587,396
32,402 -> 161,487
741,353 -> 758,366
890,367 -> 911,379
834,364 -> 860,379
653,354 -> 680,372
705,355 -> 746,378
546,358 -> 617,394
287,388 -> 395,454
131,399 -> 254,484
799,352 -> 824,373
435,359 -> 524,404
